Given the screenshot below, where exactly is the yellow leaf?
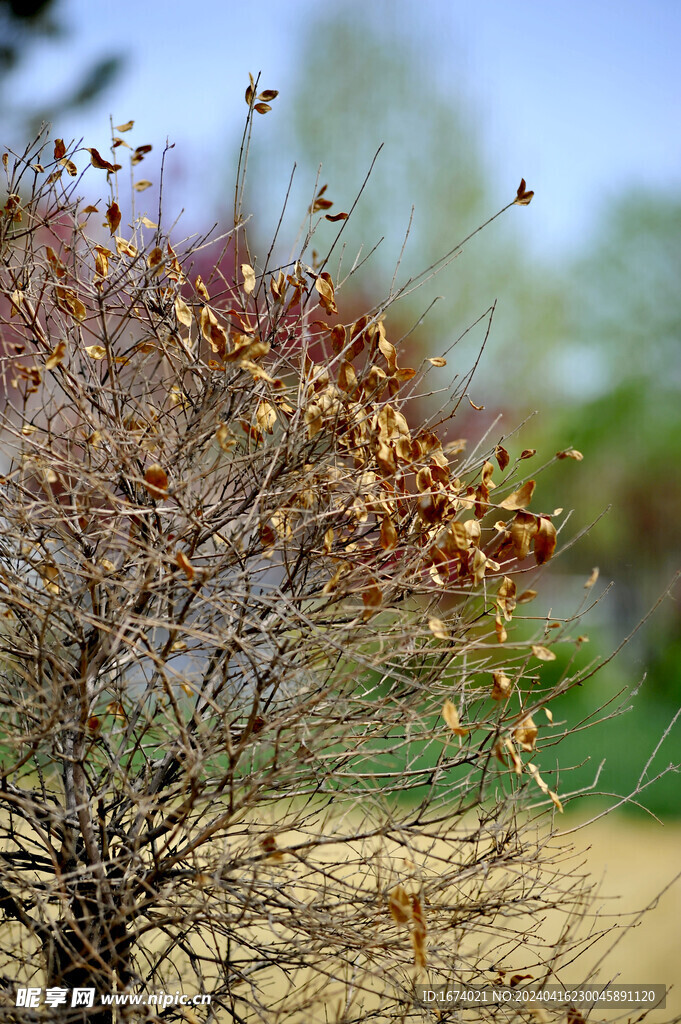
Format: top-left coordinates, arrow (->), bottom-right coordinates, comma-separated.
514,716 -> 537,751
428,356 -> 447,367
114,236 -> 137,258
241,263 -> 256,295
55,287 -> 86,322
531,644 -> 556,661
114,120 -> 134,132
499,479 -> 536,510
85,345 -> 107,359
556,448 -> 584,461
45,341 -> 67,370
428,617 -> 448,641
175,295 -> 193,328
491,670 -> 512,700
442,699 -> 467,736
133,179 -> 152,191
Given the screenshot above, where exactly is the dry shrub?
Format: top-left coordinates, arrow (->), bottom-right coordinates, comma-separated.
0,81 -> 676,1023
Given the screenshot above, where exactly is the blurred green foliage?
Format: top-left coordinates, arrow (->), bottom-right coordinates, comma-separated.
247,6 -> 680,816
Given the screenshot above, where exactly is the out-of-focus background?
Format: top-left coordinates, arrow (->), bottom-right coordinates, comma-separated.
2,0 -> 679,993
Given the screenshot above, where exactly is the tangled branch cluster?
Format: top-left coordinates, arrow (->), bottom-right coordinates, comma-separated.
0,97 -> 659,1024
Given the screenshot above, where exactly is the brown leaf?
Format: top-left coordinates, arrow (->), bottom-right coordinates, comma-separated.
254,102 -> 272,114
53,138 -> 66,160
87,148 -> 117,172
496,576 -> 516,621
520,448 -> 536,459
131,144 -> 152,165
144,463 -> 169,499
133,179 -> 152,191
325,211 -> 348,222
410,895 -> 427,970
495,444 -> 509,471
534,515 -> 557,565
114,120 -> 134,132
380,515 -> 398,551
258,89 -> 279,101
176,551 -> 194,580
556,447 -> 584,461
514,178 -> 535,205
45,245 -> 66,278
105,201 -> 121,235
388,885 -> 412,926
491,669 -> 512,700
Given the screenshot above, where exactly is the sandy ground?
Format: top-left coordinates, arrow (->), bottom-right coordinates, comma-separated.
550,814 -> 681,1020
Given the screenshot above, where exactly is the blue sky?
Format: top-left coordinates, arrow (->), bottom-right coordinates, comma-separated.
5,0 -> 680,261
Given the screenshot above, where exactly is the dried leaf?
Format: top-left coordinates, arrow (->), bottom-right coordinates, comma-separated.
389,885 -> 412,925
175,295 -> 192,327
144,463 -> 169,499
510,512 -> 538,560
499,479 -> 535,510
55,287 -> 86,322
133,179 -> 152,191
53,138 -> 66,160
514,716 -> 537,751
410,895 -> 427,969
428,356 -> 447,367
380,515 -> 398,551
517,589 -> 538,603
584,567 -> 599,589
114,120 -> 134,132
254,102 -> 272,114
514,178 -> 535,206
442,699 -> 467,736
531,644 -> 556,662
45,341 -> 66,370
105,201 -> 121,235
176,551 -> 194,580
520,448 -> 536,459
131,144 -> 152,165
315,272 -> 337,315
325,211 -> 348,222
556,448 -> 584,461
241,263 -> 256,294
534,515 -> 557,565
495,444 -> 509,471
491,669 -> 512,700
428,617 -> 448,641
87,147 -> 117,172
85,345 -> 107,359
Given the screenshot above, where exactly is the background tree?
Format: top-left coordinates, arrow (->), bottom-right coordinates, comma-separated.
0,0 -> 121,140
